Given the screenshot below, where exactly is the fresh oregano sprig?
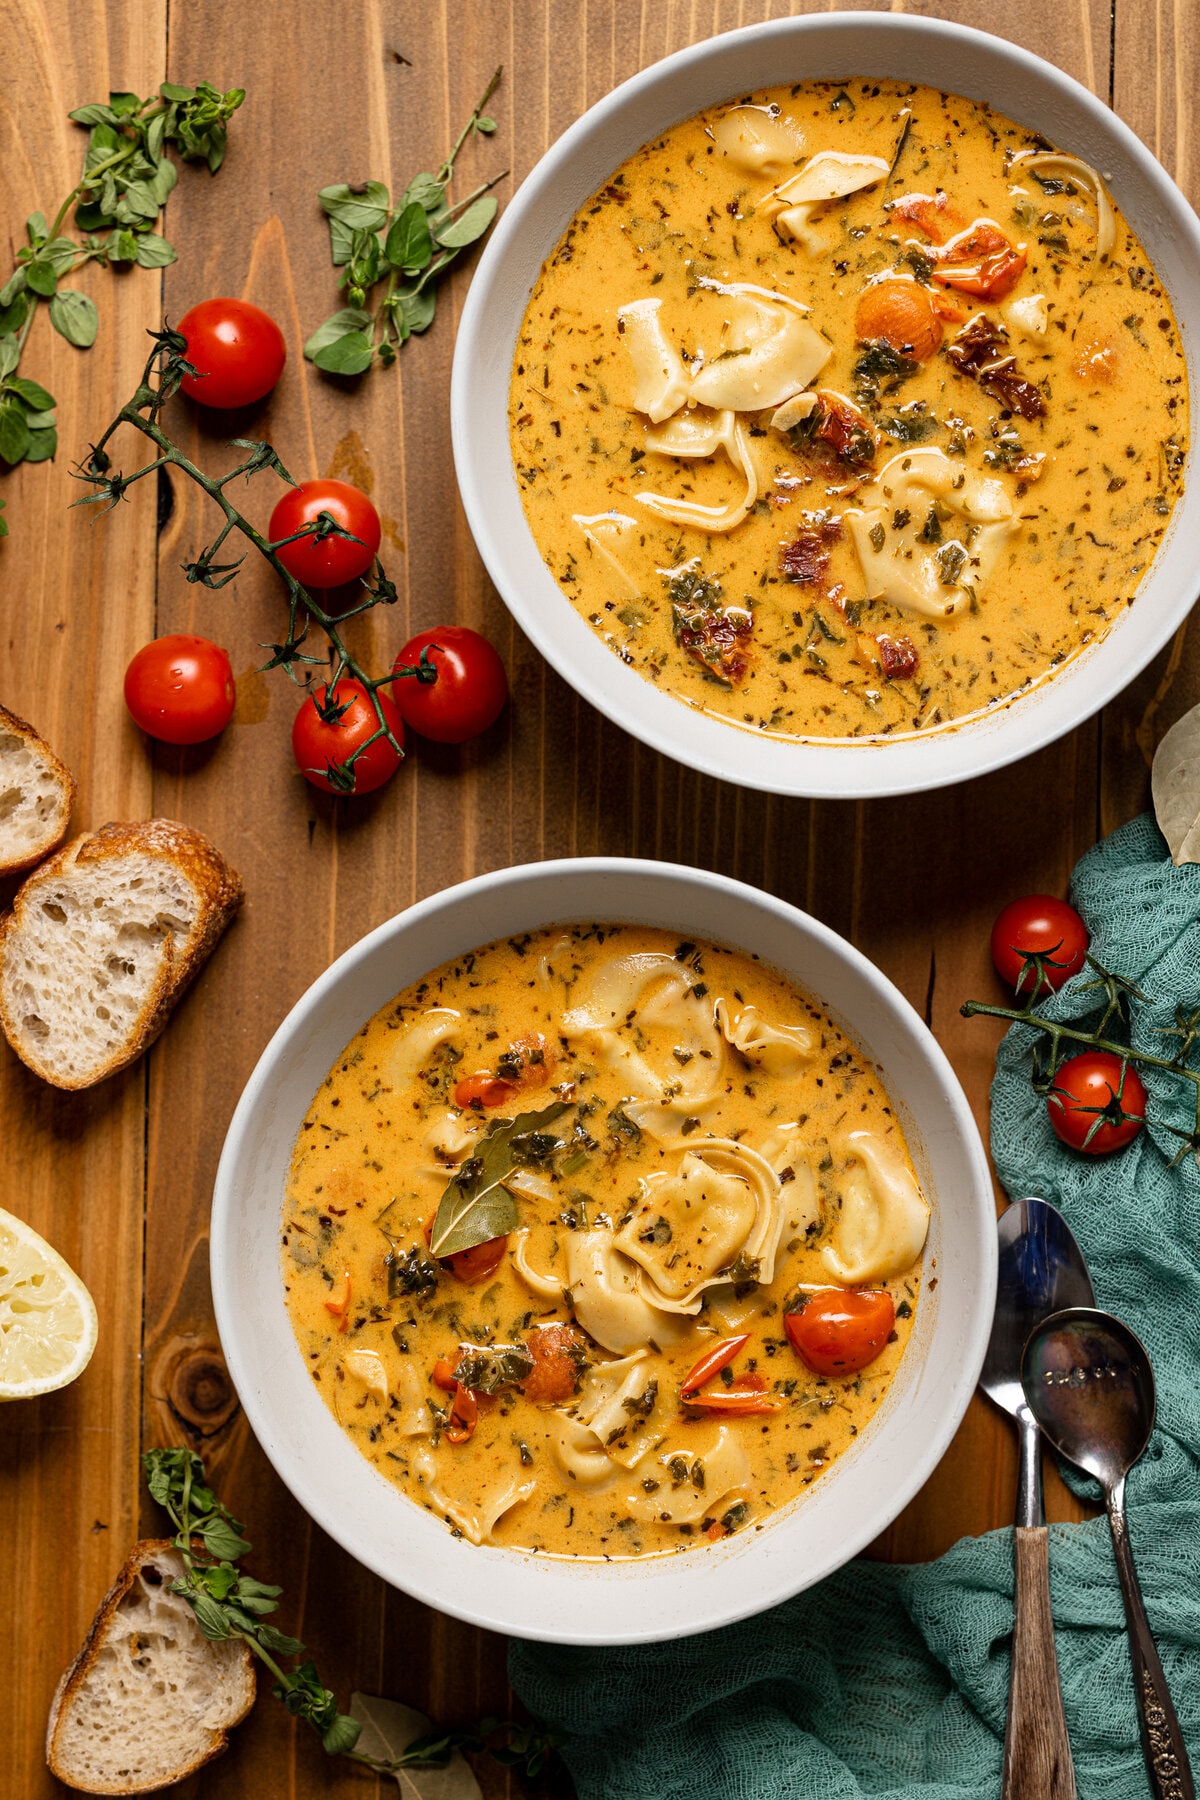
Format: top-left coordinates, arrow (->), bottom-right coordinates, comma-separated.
962,952 -> 1200,1166
73,328 -> 437,791
304,67 -> 505,375
142,1446 -> 561,1775
0,81 -> 244,530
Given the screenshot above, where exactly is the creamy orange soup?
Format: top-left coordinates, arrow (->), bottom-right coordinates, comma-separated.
509,80 -> 1187,741
282,927 -> 929,1558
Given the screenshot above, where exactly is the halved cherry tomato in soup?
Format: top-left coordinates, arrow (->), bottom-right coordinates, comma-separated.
854,282 -> 943,361
454,1073 -> 519,1109
522,1323 -> 586,1405
680,1334 -> 750,1396
423,1219 -> 509,1284
785,1289 -> 896,1376
932,222 -> 1027,301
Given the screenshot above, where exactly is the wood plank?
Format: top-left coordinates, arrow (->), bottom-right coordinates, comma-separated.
0,5 -> 166,1796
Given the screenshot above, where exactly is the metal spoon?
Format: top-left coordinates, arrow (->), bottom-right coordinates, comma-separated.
980,1198 -> 1095,1800
1022,1307 -> 1195,1800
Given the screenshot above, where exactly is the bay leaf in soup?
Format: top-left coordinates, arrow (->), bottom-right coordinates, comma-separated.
429,1101 -> 570,1257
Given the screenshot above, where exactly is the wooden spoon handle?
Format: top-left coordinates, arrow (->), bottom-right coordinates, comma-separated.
1107,1491 -> 1196,1800
1002,1525 -> 1078,1800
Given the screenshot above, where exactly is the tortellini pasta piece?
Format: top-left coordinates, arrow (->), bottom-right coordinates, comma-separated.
410,1446 -> 535,1546
714,105 -> 804,178
572,512 -> 642,596
550,1351 -> 660,1486
760,151 -> 890,253
638,408 -> 760,534
821,1130 -> 930,1283
341,1348 -> 389,1404
564,1232 -> 693,1354
624,1428 -> 751,1525
560,951 -> 724,1130
422,1108 -> 477,1164
715,997 -> 815,1076
845,447 -> 1018,620
686,285 -> 831,414
615,1139 -> 785,1312
384,1007 -> 462,1088
1009,151 -> 1114,258
617,297 -> 691,422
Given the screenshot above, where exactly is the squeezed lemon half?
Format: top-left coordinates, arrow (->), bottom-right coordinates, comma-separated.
0,1206 -> 98,1399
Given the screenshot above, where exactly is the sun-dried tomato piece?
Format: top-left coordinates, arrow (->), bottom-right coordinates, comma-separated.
932,221 -> 1027,301
673,604 -> 754,686
521,1322 -> 588,1405
876,635 -> 920,680
780,516 -> 843,585
945,315 -> 1046,420
814,393 -> 877,468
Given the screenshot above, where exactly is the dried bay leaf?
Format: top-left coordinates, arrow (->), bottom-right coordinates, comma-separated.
428,1101 -> 569,1258
349,1694 -> 483,1800
1152,701 -> 1200,864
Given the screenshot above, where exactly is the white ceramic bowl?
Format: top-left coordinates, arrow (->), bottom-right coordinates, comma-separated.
212,859 -> 995,1645
452,13 -> 1200,799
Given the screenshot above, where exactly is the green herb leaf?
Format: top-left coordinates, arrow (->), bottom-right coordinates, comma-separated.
429,1101 -> 569,1257
0,269 -> 27,308
134,231 -> 177,268
392,283 -> 436,338
436,195 -> 498,248
384,201 -> 433,272
25,211 -> 48,246
401,171 -> 446,212
302,307 -> 372,362
68,102 -> 120,127
0,499 -> 7,538
311,330 -> 375,375
49,288 -> 99,347
23,428 -> 56,463
318,181 -> 391,232
0,336 -> 21,382
0,402 -> 32,464
321,1713 -> 363,1756
25,259 -> 59,297
8,376 -> 55,410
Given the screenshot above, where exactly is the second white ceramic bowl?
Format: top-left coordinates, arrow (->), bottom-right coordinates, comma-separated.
211,859 -> 995,1644
452,13 -> 1200,798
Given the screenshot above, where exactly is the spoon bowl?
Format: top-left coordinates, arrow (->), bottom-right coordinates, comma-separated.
1021,1306 -> 1155,1489
981,1201 -> 1096,1421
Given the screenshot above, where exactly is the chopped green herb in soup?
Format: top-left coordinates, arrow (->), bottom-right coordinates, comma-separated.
508,80 -> 1187,740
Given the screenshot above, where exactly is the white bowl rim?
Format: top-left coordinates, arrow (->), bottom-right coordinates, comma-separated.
212,856 -> 997,1645
451,10 -> 1200,799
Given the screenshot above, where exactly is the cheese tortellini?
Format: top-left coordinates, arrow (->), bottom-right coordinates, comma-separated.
822,1130 -> 931,1283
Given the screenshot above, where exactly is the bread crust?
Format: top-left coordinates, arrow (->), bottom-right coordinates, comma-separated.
0,701 -> 77,876
45,1538 -> 255,1794
0,818 -> 244,1089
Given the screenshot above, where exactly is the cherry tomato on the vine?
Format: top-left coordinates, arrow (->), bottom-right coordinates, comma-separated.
124,634 -> 235,745
991,894 -> 1089,998
268,480 -> 381,589
392,626 -> 508,744
291,679 -> 404,794
176,298 -> 286,409
1047,1052 -> 1147,1155
784,1289 -> 896,1377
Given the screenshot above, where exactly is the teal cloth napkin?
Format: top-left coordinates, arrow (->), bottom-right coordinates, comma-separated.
509,814 -> 1200,1799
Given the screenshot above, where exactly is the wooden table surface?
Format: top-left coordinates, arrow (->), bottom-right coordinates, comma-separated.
2,1 -> 1197,1794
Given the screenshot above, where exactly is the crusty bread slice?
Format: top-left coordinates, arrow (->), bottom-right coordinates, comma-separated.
46,1540 -> 255,1795
0,818 -> 243,1089
0,702 -> 76,877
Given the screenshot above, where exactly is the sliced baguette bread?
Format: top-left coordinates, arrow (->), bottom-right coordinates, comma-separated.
0,818 -> 243,1089
46,1539 -> 255,1795
0,702 -> 76,876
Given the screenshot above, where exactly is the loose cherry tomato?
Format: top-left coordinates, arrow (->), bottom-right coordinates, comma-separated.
521,1323 -> 586,1405
291,679 -> 404,794
1047,1052 -> 1147,1155
124,634 -> 236,745
268,480 -> 381,589
785,1289 -> 896,1377
991,895 -> 1089,999
176,298 -> 286,409
932,222 -> 1027,300
391,626 -> 508,744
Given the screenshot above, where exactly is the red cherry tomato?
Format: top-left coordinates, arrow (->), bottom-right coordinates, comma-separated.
1047,1052 -> 1147,1155
123,634 -> 235,745
391,627 -> 508,744
176,298 -> 286,409
521,1323 -> 586,1404
268,480 -> 381,589
991,895 -> 1089,999
784,1289 -> 896,1377
291,679 -> 404,794
453,1073 -> 519,1109
422,1220 -> 508,1285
